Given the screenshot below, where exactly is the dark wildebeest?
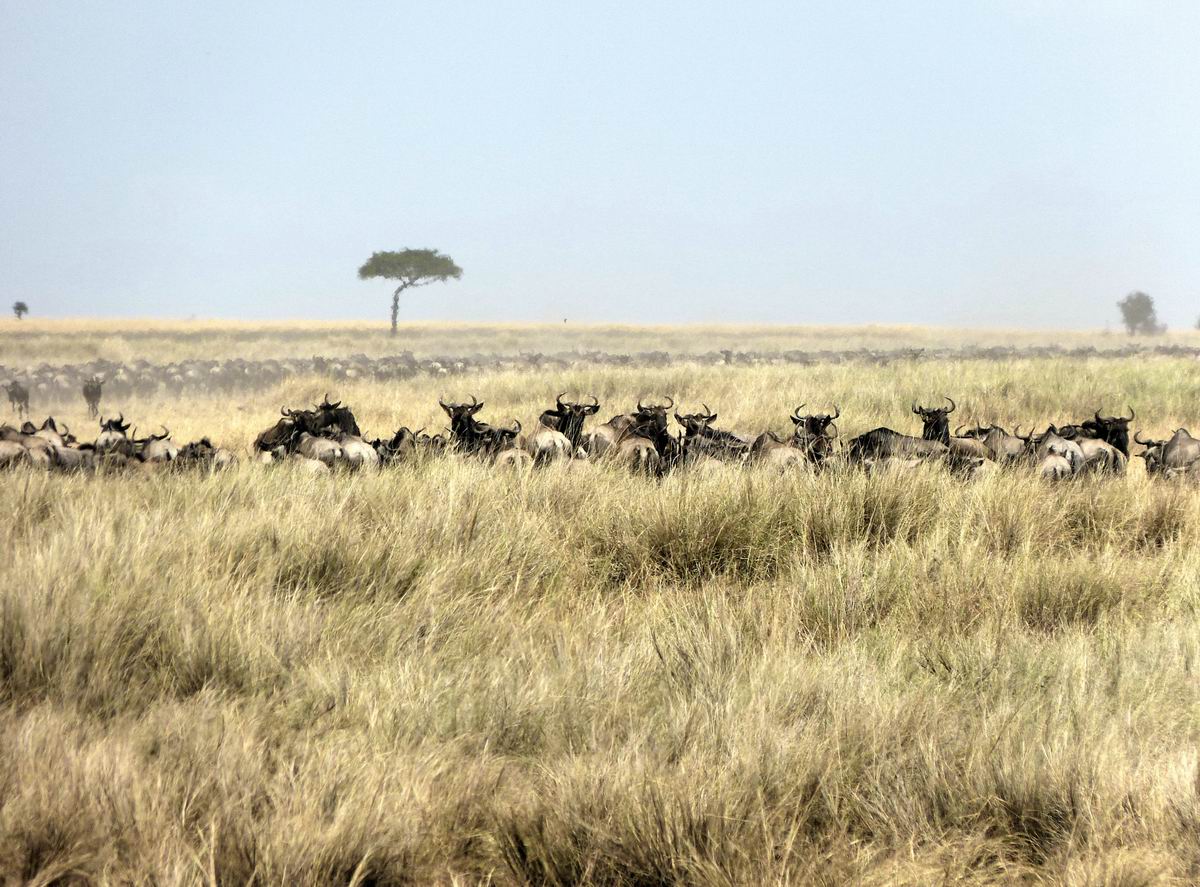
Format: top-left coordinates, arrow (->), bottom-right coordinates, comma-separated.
847,406 -> 949,464
135,426 -> 178,463
82,376 -> 103,419
673,404 -> 751,462
525,393 -> 600,464
914,397 -> 989,469
541,394 -> 601,450
1080,406 -> 1135,458
440,396 -> 523,459
5,381 -> 29,418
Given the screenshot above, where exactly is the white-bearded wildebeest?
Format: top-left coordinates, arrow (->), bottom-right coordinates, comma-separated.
83,376 -> 103,419
955,424 -> 1025,463
96,415 -> 135,457
440,397 -> 525,463
1016,425 -> 1086,478
5,380 -> 29,418
527,394 -> 601,462
136,426 -> 179,463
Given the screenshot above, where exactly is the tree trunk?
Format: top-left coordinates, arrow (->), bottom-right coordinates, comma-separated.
391,286 -> 403,336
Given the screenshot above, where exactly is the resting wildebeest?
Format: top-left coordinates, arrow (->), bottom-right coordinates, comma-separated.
749,404 -> 840,468
956,424 -> 1025,463
134,426 -> 178,463
96,415 -> 135,456
175,438 -> 237,471
847,410 -> 948,465
536,393 -> 600,453
914,397 -> 990,469
5,380 -> 29,418
82,376 -> 103,418
1016,425 -> 1085,477
1081,406 -> 1135,458
440,396 -> 524,460
673,404 -> 751,462
1135,428 -> 1200,477
587,396 -> 672,458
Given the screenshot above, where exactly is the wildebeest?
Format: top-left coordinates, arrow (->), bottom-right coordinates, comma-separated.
96,415 -> 135,456
174,438 -> 237,470
749,404 -> 840,468
295,431 -> 343,466
83,376 -> 103,418
5,380 -> 29,417
673,404 -> 751,462
914,397 -> 989,469
538,393 -> 600,452
847,410 -> 949,464
1017,425 -> 1085,476
956,424 -> 1025,463
588,396 -> 672,458
335,432 -> 381,469
1080,406 -> 1135,458
1135,428 -> 1200,476
135,426 -> 179,463
440,396 -> 523,460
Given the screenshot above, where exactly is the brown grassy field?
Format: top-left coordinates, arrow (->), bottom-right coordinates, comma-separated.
3,322 -> 1200,884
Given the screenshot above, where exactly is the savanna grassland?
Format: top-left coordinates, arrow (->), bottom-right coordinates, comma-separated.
4,322 -> 1200,885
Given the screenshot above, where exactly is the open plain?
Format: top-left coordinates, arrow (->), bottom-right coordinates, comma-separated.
4,322 -> 1200,884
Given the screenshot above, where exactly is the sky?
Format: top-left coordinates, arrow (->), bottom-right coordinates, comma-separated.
1,0 -> 1198,328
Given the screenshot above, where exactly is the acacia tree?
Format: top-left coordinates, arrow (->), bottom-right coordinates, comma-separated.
1116,291 -> 1164,335
357,249 -> 462,335
12,301 -> 27,320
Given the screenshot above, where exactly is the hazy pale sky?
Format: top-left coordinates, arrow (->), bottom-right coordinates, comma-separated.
2,1 -> 1198,327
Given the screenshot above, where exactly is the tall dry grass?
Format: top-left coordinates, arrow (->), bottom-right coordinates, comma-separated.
3,333 -> 1200,883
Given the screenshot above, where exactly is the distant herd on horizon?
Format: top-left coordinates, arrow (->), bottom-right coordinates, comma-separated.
2,381 -> 1199,480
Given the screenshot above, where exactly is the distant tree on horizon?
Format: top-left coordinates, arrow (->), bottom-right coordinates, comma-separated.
1117,291 -> 1164,335
357,249 -> 463,336
12,301 -> 28,320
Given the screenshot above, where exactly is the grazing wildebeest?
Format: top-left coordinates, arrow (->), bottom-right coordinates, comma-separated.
5,380 -> 29,417
83,376 -> 103,418
295,431 -> 343,466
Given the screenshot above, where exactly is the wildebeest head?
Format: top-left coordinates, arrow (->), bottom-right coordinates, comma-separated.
633,396 -> 673,436
913,397 -> 955,444
673,403 -> 718,438
541,393 -> 600,447
313,394 -> 361,437
1081,405 -> 1134,457
439,395 -> 485,430
256,407 -> 300,452
790,403 -> 840,440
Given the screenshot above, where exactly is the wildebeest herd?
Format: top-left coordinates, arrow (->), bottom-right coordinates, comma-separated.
4,389 -> 1193,480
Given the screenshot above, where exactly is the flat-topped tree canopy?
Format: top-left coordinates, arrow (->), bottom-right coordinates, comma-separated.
358,249 -> 462,335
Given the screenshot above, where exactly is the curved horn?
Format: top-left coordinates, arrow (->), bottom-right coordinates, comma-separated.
1013,424 -> 1030,442
954,424 -> 966,437
556,392 -> 568,411
912,401 -> 920,415
637,399 -> 646,413
158,425 -> 170,440
792,403 -> 806,420
588,394 -> 599,407
831,404 -> 840,420
702,403 -> 715,419
662,395 -> 673,410
469,394 -> 479,407
438,397 -> 449,409
1126,405 -> 1135,421
509,418 -> 522,434
1134,430 -> 1153,446
944,396 -> 955,413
